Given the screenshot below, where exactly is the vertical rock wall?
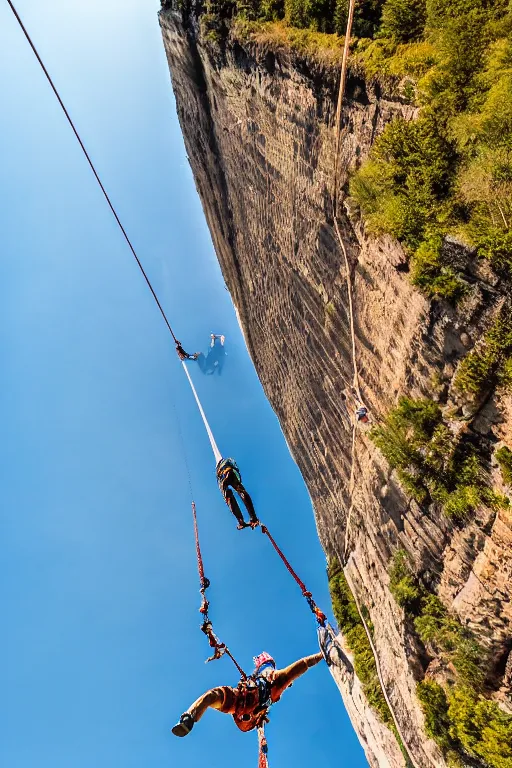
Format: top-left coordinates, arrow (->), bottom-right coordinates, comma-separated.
160,6 -> 511,766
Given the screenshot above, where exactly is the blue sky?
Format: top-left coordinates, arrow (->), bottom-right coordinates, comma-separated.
0,1 -> 367,766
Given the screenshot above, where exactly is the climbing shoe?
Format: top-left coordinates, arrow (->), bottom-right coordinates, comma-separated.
249,519 -> 260,529
172,713 -> 194,737
236,521 -> 250,530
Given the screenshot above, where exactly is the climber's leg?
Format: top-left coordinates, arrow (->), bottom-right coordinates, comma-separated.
172,687 -> 236,737
235,482 -> 259,526
224,487 -> 248,529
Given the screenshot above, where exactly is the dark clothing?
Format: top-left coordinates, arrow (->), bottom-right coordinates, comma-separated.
216,458 -> 257,527
175,342 -> 198,362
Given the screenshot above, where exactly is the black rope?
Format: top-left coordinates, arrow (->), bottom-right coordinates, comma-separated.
6,0 -> 178,343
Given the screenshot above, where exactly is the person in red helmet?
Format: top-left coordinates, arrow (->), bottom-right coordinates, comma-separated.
172,650 -> 323,737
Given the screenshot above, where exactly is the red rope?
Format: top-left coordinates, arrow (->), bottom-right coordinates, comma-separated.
257,725 -> 269,768
191,503 -> 247,679
192,502 -> 206,586
260,525 -> 308,591
260,525 -> 327,626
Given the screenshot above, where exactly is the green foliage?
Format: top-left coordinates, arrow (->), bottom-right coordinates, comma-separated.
284,0 -> 332,31
417,680 -> 453,750
478,229 -> 512,272
496,445 -> 512,485
380,0 -> 426,43
410,236 -> 467,303
454,306 -> 512,399
418,681 -> 512,767
370,396 -> 502,519
388,549 -> 420,608
350,115 -> 456,250
447,686 -> 512,768
328,561 -> 394,724
348,0 -> 512,289
258,0 -> 285,20
414,594 -> 485,687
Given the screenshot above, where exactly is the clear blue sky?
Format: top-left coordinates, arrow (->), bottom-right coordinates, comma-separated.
0,1 -> 367,766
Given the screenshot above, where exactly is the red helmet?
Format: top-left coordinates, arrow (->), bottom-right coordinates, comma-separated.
253,652 -> 275,672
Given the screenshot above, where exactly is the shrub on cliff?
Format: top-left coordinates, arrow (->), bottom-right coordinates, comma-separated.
348,0 -> 512,293
388,549 -> 421,609
380,0 -> 427,43
495,445 -> 512,486
370,396 -> 503,519
350,115 -> 456,250
414,594 -> 485,687
417,680 -> 453,750
328,563 -> 394,725
454,306 -> 512,400
447,686 -> 512,768
418,680 -> 512,767
410,236 -> 467,303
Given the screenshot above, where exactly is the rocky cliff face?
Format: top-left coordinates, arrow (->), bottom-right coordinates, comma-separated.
160,5 -> 512,766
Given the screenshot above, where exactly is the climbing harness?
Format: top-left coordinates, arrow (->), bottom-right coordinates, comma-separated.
191,501 -> 248,678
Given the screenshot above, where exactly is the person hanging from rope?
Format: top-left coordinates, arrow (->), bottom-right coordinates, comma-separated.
175,340 -> 199,362
210,333 -> 225,347
216,457 -> 259,530
172,650 -> 323,737
196,334 -> 226,375
355,405 -> 369,424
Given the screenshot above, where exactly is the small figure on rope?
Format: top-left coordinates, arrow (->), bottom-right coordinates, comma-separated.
197,333 -> 226,375
175,340 -> 199,362
210,333 -> 225,347
172,650 -> 323,737
355,405 -> 369,424
216,457 -> 259,530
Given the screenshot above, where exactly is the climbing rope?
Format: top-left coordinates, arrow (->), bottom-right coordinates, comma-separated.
333,0 -> 357,212
343,559 -> 420,768
329,9 -> 420,768
181,362 -> 222,464
192,501 -> 248,678
5,0 -> 227,475
260,525 -> 327,626
5,0 -> 180,346
257,724 -> 269,768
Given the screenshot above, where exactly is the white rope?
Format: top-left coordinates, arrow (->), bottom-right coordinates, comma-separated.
181,362 -> 222,464
343,559 -> 420,768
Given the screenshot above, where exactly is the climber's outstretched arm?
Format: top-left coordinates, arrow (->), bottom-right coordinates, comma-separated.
271,652 -> 323,701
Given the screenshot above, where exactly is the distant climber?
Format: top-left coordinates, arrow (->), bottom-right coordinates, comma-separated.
216,457 -> 259,529
197,334 -> 226,375
172,650 -> 323,737
175,341 -> 199,362
210,333 -> 225,347
356,406 -> 369,424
